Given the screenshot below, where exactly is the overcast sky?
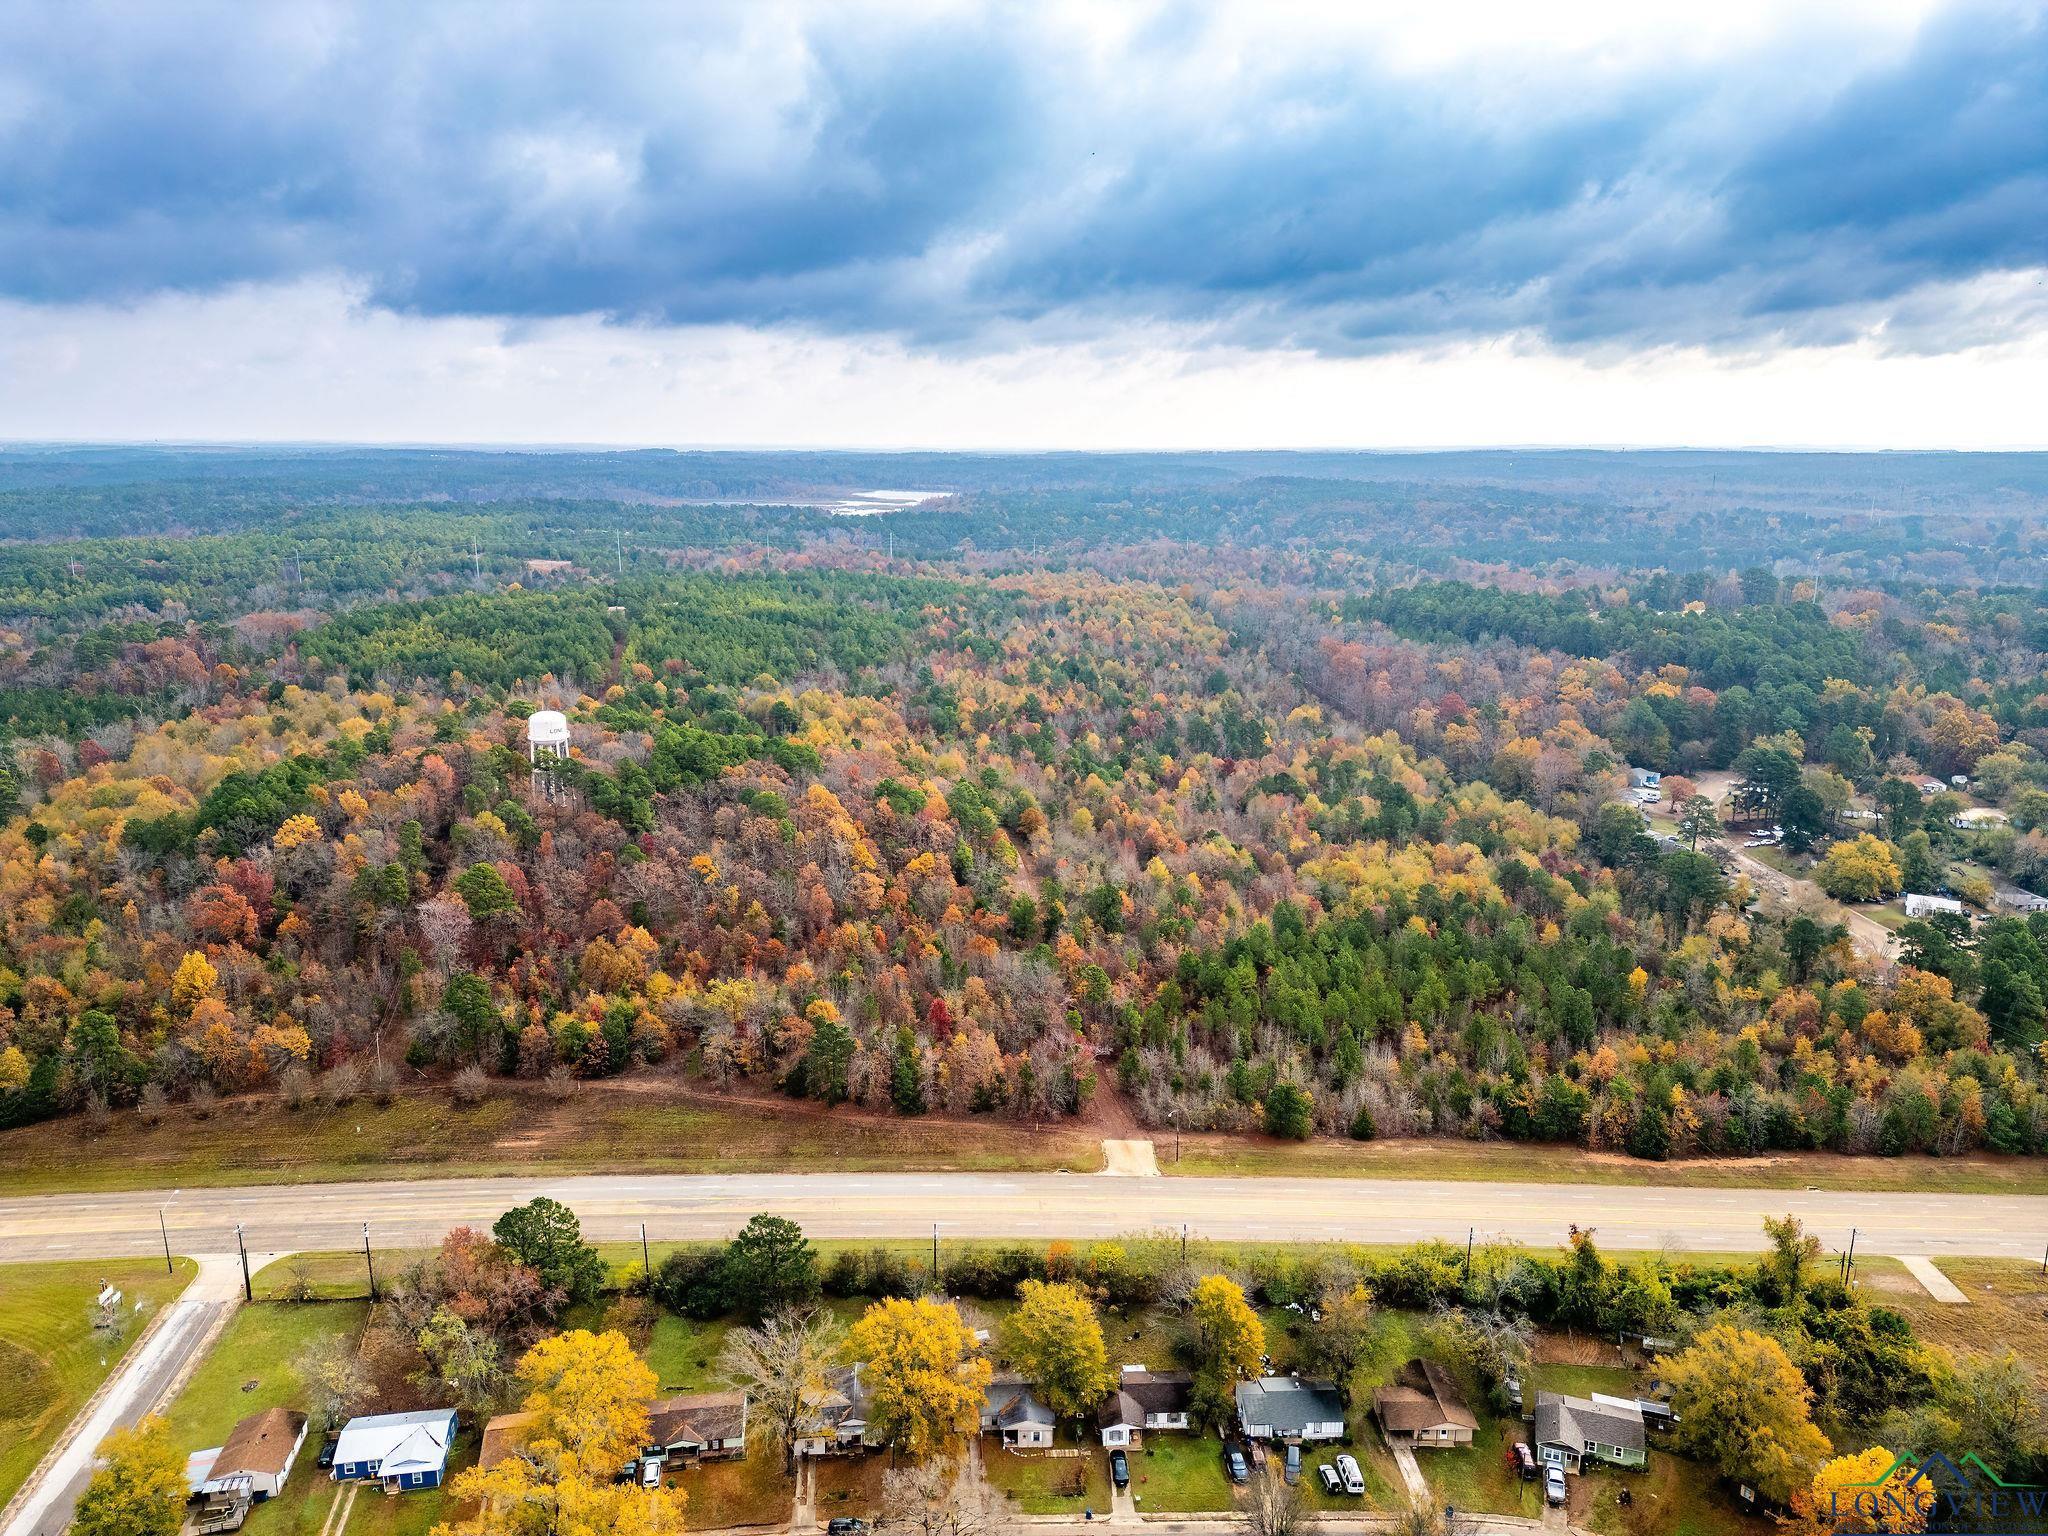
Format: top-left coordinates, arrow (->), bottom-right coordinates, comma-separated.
3,0 -> 2045,448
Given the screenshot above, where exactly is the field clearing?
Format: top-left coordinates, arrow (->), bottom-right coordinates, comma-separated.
8,1079 -> 2047,1198
0,1085 -> 1104,1196
1166,1136 -> 2048,1195
0,1256 -> 196,1510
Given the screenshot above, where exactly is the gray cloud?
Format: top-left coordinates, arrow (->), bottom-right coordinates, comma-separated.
0,1 -> 2043,356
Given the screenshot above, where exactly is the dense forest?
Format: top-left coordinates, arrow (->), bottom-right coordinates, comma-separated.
2,448 -> 2046,1159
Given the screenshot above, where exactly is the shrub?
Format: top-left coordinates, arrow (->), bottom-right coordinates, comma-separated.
451,1064 -> 490,1105
137,1082 -> 168,1127
188,1082 -> 218,1120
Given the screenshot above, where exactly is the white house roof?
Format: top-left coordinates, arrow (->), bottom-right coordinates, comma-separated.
333,1409 -> 456,1475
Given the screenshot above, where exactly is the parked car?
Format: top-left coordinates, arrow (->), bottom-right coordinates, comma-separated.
1545,1467 -> 1568,1507
1283,1444 -> 1301,1484
1224,1446 -> 1249,1484
1317,1464 -> 1342,1495
316,1435 -> 338,1471
1512,1442 -> 1537,1481
640,1459 -> 661,1489
1336,1455 -> 1365,1496
1110,1450 -> 1129,1491
827,1522 -> 868,1536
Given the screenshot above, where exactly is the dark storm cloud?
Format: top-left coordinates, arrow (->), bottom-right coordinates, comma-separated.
0,1 -> 2042,355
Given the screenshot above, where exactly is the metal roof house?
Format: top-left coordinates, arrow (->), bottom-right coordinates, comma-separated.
331,1408 -> 459,1491
795,1364 -> 872,1457
982,1377 -> 1056,1448
1235,1376 -> 1347,1443
1532,1391 -> 1646,1473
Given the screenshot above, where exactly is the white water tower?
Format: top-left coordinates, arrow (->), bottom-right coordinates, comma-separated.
527,709 -> 570,798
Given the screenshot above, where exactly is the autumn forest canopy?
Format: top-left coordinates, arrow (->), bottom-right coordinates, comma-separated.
4,446 -> 2048,1162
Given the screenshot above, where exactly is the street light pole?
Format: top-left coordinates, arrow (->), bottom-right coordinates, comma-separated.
159,1208 -> 173,1276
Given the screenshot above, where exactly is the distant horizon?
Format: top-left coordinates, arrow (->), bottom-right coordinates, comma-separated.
5,4 -> 2045,448
7,440 -> 2048,459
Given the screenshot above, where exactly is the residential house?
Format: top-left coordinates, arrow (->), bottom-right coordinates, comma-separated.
1372,1360 -> 1477,1449
331,1408 -> 459,1491
645,1392 -> 748,1464
1096,1369 -> 1194,1447
1532,1392 -> 1646,1474
1234,1377 -> 1346,1443
186,1406 -> 309,1503
982,1376 -> 1056,1448
478,1411 -> 536,1472
1628,768 -> 1662,791
1904,893 -> 1966,918
795,1365 -> 872,1457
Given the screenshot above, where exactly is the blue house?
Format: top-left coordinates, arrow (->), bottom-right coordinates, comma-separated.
331,1409 -> 458,1491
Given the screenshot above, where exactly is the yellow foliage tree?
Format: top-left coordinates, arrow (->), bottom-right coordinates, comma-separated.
1186,1275 -> 1265,1421
434,1330 -> 682,1536
170,950 -> 219,1011
1813,835 -> 1903,903
74,1416 -> 187,1536
1665,1324 -> 1831,1503
1789,1447 -> 1930,1535
844,1297 -> 991,1456
272,814 -> 321,850
1002,1281 -> 1114,1420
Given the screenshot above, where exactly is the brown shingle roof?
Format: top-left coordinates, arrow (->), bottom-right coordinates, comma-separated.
212,1407 -> 308,1480
479,1412 -> 538,1471
647,1391 -> 748,1448
1373,1360 -> 1478,1434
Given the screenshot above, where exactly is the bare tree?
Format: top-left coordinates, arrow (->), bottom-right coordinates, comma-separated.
1242,1472 -> 1305,1536
878,1457 -> 1010,1536
718,1305 -> 844,1474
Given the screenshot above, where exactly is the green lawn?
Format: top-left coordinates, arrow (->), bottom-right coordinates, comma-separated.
1298,1438 -> 1402,1513
644,1312 -> 737,1391
981,1433 -> 1112,1515
0,1256 -> 197,1509
162,1299 -> 369,1449
1126,1433 -> 1235,1513
1529,1361 -> 1637,1400
1413,1395 -> 1542,1518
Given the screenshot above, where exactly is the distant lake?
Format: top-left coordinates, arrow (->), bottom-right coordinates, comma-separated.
819,489 -> 943,515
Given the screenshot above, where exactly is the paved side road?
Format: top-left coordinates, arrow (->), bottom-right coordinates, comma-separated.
3,1172 -> 2045,1262
0,1256 -> 246,1536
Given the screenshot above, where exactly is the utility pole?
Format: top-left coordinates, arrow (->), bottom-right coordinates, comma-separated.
641,1222 -> 651,1282
363,1223 -> 378,1301
1181,1224 -> 1188,1266
1172,1108 -> 1181,1165
1463,1228 -> 1475,1291
1842,1228 -> 1858,1285
235,1223 -> 252,1302
158,1208 -> 173,1276
932,1223 -> 940,1282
